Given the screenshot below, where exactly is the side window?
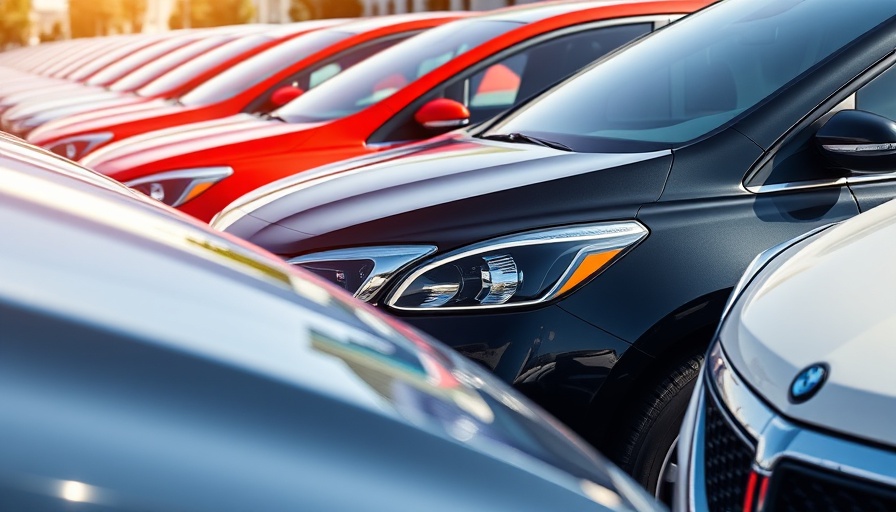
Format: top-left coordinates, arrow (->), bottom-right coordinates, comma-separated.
856,65 -> 896,120
372,23 -> 652,144
747,65 -> 896,189
244,34 -> 416,114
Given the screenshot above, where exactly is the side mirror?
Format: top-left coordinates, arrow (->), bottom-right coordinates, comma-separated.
414,98 -> 470,130
816,109 -> 896,174
270,85 -> 305,107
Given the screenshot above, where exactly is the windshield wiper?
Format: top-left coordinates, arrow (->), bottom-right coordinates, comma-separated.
482,132 -> 572,152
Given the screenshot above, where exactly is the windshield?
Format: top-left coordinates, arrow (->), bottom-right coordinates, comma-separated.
87,36 -> 199,87
179,30 -> 350,107
110,35 -> 232,93
276,19 -> 520,123
68,37 -> 159,81
488,0 -> 896,153
137,35 -> 272,97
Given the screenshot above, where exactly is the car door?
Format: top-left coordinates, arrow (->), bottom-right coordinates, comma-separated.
369,20 -> 658,145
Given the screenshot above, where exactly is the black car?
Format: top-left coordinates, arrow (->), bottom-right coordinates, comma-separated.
213,0 -> 896,499
0,138 -> 662,511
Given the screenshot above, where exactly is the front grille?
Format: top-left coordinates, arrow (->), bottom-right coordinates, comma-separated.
704,389 -> 756,512
767,461 -> 896,512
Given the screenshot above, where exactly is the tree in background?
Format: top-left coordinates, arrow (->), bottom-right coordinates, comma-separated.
169,0 -> 256,29
69,0 -> 146,38
289,0 -> 361,21
0,0 -> 31,48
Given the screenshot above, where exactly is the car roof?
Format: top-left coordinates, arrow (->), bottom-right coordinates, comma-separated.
336,10 -> 474,34
484,0 -> 677,23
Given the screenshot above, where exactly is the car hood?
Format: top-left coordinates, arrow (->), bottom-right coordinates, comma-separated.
27,98 -> 175,145
721,198 -> 896,449
215,133 -> 672,255
15,94 -> 148,131
2,89 -> 128,122
0,81 -> 91,110
82,114 -> 322,175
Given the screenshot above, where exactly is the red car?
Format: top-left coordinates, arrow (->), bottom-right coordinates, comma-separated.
79,0 -> 715,223
29,12 -> 466,160
1,26 -> 296,136
0,31 -> 218,115
1,22 -> 345,139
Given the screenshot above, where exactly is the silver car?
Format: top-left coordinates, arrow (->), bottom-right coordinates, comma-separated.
676,198 -> 896,511
0,136 -> 663,512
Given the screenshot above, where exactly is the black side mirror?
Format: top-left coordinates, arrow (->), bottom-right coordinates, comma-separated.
816,109 -> 896,174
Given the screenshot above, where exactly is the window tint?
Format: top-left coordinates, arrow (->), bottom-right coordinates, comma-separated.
242,35 -> 413,114
488,0 -> 896,153
856,66 -> 896,121
372,23 -> 651,144
276,19 -> 520,123
179,30 -> 351,107
137,35 -> 272,97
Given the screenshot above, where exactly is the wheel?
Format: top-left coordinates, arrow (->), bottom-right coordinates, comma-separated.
612,352 -> 704,504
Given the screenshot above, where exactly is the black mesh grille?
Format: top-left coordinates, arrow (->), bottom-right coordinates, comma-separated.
704,390 -> 756,512
768,461 -> 896,512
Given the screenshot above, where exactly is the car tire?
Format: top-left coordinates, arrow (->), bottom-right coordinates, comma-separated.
613,352 -> 703,503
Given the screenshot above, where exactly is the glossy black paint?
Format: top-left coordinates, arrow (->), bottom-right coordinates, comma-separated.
816,110 -> 896,173
219,3 -> 896,462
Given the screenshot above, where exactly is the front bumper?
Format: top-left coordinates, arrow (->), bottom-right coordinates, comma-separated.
677,342 -> 896,511
394,304 -> 637,436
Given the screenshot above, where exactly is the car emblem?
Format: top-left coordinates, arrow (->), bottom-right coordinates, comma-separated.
789,363 -> 828,403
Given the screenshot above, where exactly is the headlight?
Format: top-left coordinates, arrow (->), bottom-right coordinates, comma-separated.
125,167 -> 233,207
46,132 -> 113,161
387,222 -> 647,311
290,246 -> 437,301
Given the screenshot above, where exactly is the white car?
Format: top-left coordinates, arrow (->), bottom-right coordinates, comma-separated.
676,198 -> 896,511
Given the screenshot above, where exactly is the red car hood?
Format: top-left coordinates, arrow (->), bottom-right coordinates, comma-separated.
82,114 -> 322,179
28,98 -> 176,144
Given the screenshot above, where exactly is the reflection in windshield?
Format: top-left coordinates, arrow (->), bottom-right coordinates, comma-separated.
179,30 -> 351,106
137,35 -> 272,97
489,0 -> 896,153
276,19 -> 520,123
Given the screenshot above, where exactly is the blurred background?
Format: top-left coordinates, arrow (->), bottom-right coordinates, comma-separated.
1,0 -> 540,48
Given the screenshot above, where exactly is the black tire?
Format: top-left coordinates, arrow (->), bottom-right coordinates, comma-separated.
613,352 -> 704,503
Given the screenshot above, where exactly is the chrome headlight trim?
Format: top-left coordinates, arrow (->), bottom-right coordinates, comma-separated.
125,166 -> 233,208
290,245 -> 437,302
386,221 -> 648,311
46,132 -> 114,161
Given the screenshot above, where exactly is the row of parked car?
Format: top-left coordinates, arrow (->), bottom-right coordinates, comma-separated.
3,0 -> 896,510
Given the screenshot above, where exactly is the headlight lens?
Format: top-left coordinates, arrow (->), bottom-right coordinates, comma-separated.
46,132 -> 113,161
290,246 -> 437,301
386,221 -> 648,311
125,167 -> 233,207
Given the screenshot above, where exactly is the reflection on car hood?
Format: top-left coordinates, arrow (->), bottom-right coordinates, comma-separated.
82,114 -> 321,172
3,89 -> 129,122
27,98 -> 176,144
215,133 -> 669,252
721,198 -> 896,449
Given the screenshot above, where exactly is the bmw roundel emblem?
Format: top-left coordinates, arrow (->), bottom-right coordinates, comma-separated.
789,363 -> 829,403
